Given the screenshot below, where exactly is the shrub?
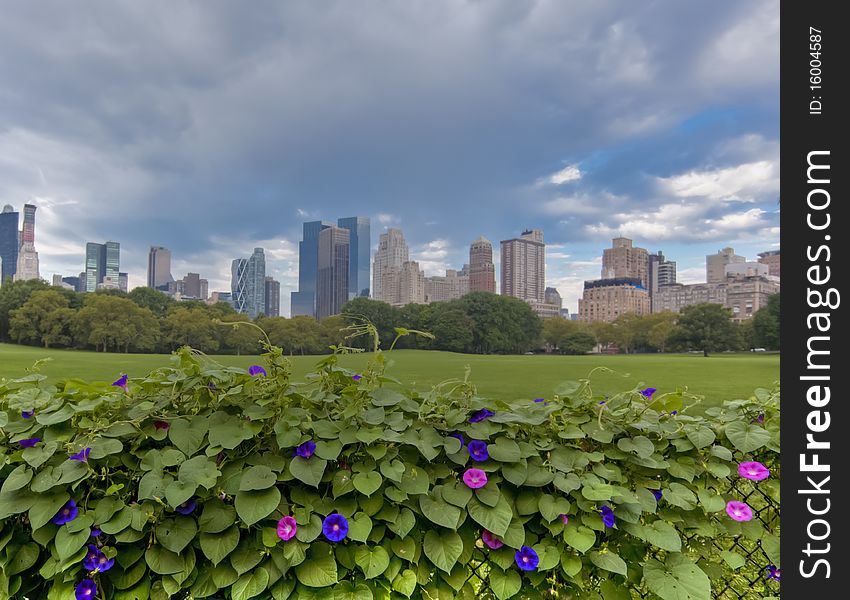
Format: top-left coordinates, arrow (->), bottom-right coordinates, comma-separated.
0,331 -> 779,600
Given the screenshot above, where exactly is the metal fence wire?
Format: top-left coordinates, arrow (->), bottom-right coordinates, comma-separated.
468,475 -> 781,599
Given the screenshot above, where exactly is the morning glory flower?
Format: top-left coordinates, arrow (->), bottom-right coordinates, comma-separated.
533,398 -> 545,403
600,506 -> 615,528
738,461 -> 770,481
90,528 -> 101,537
18,438 -> 40,448
82,544 -> 114,573
468,440 -> 489,462
448,432 -> 465,450
295,440 -> 317,459
481,529 -> 504,549
248,365 -> 267,377
765,565 -> 780,581
277,516 -> 297,541
515,546 -> 539,571
70,448 -> 91,462
52,500 -> 79,525
640,387 -> 657,399
756,413 -> 765,425
651,489 -> 663,501
670,410 -> 678,416
112,374 -> 129,392
175,498 -> 197,515
462,468 -> 488,489
75,579 -> 97,600
725,500 -> 753,522
153,420 -> 170,431
21,410 -> 34,419
468,408 -> 495,423
559,514 -> 570,525
322,514 -> 349,542
352,374 -> 362,381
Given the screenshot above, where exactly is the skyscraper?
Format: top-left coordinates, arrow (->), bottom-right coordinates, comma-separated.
316,226 -> 350,319
500,229 -> 545,303
14,204 -> 40,282
264,276 -> 280,317
469,236 -> 496,293
647,250 -> 677,303
602,237 -> 649,287
373,228 -> 409,302
337,216 -> 370,299
84,241 -> 120,292
706,247 -> 745,283
232,248 -> 266,318
0,205 -> 19,286
291,220 -> 333,317
148,246 -> 174,290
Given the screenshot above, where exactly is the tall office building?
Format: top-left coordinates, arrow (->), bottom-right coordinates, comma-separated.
291,220 -> 333,317
425,269 -> 470,303
0,205 -> 19,286
316,226 -> 350,319
180,272 -> 208,300
469,236 -> 496,293
231,248 -> 266,318
757,250 -> 781,278
118,272 -> 129,293
337,216 -> 370,299
148,246 -> 174,290
84,241 -> 120,292
14,204 -> 40,282
264,276 -> 280,317
706,247 -> 745,284
647,250 -> 677,305
578,278 -> 651,322
373,229 -> 410,302
602,237 -> 649,287
500,229 -> 545,303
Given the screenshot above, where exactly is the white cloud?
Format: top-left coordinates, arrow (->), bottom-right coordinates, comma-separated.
657,160 -> 778,201
676,267 -> 705,284
547,164 -> 582,185
542,192 -> 624,216
376,213 -> 399,226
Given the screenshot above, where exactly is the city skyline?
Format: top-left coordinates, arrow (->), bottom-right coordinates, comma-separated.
0,1 -> 779,313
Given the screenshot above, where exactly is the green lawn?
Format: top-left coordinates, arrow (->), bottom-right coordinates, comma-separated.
0,343 -> 778,407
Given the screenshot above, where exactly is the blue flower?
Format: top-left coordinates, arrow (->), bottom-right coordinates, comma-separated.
322,513 -> 349,542
651,489 -> 663,501
468,409 -> 495,423
352,374 -> 362,381
75,579 -> 97,600
70,448 -> 92,462
82,544 -> 115,572
640,387 -> 657,398
515,546 -> 539,571
248,365 -> 267,377
52,500 -> 79,525
112,374 -> 129,391
18,437 -> 40,448
533,398 -> 545,403
468,440 -> 489,462
90,528 -> 101,537
295,440 -> 317,459
448,432 -> 465,450
600,505 -> 615,528
175,498 -> 197,515
765,565 -> 780,581
21,410 -> 34,419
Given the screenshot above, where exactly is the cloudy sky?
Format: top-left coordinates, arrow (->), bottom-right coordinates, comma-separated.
0,0 -> 779,314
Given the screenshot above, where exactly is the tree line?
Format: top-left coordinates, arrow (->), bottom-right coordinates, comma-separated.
0,280 -> 779,355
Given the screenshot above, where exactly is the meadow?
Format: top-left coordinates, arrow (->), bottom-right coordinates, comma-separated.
0,343 -> 778,408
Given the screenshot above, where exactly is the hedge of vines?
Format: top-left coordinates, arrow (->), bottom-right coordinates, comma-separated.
0,330 -> 779,600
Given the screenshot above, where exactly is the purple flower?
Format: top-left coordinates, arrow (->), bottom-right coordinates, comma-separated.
640,387 -> 657,399
82,544 -> 115,572
765,565 -> 780,582
75,579 -> 97,600
725,500 -> 753,522
70,448 -> 92,462
756,413 -> 765,425
18,437 -> 40,448
651,489 -> 663,502
448,432 -> 465,450
175,498 -> 197,515
468,440 -> 489,462
277,516 -> 298,541
670,410 -> 678,416
515,546 -> 539,571
112,374 -> 129,392
153,420 -> 170,431
52,500 -> 79,525
481,530 -> 504,549
463,468 -> 488,489
322,513 -> 349,542
559,514 -> 570,525
533,398 -> 545,403
352,374 -> 362,381
468,408 -> 495,423
738,461 -> 770,481
21,410 -> 34,419
598,400 -> 606,405
248,365 -> 267,377
295,440 -> 317,459
90,528 -> 101,537
207,381 -> 217,390
600,506 -> 615,528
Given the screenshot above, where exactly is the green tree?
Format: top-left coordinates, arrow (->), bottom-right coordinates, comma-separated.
0,278 -> 50,341
128,286 -> 175,317
427,304 -> 474,353
218,313 -> 262,355
8,290 -> 75,348
73,294 -> 160,352
646,311 -> 678,353
752,293 -> 780,350
161,307 -> 219,352
588,321 -> 615,351
318,315 -> 346,352
456,292 -> 542,354
673,303 -> 740,357
263,316 -> 325,355
543,318 -> 595,355
341,297 -> 400,349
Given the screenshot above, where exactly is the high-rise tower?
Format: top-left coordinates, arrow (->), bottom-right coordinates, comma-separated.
337,216 -> 370,299
291,221 -> 333,317
500,229 -> 545,302
231,248 -> 266,318
147,246 -> 174,289
14,204 -> 40,282
469,236 -> 496,293
0,205 -> 19,286
316,226 -> 350,319
372,229 -> 409,302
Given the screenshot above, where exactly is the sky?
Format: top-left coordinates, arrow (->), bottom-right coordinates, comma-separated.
0,0 -> 779,314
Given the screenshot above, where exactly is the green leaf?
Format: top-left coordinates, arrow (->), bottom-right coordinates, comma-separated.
563,525 -> 596,553
697,489 -> 726,513
199,499 -> 238,533
391,537 -> 416,562
145,545 -> 185,575
179,455 -> 221,488
392,569 -> 417,597
589,550 -> 627,576
386,508 -> 415,538
289,457 -> 328,488
423,530 -> 463,573
235,487 -> 281,526
201,525 -> 240,566
240,465 -> 278,491
169,416 -> 209,456
488,568 -> 521,600
419,494 -> 462,529
600,579 -> 632,600
6,542 -> 39,575
720,551 -> 746,570
664,483 -> 697,511
347,512 -> 373,543
354,545 -> 390,579
467,496 -> 512,537
550,447 -> 590,471
724,421 -> 771,453
379,459 -> 405,482
352,471 -> 383,496
155,517 -> 198,553
441,480 -> 472,508
487,438 -> 521,462
644,520 -> 682,553
334,581 -> 374,600
54,525 -> 90,560
371,388 -> 406,406
89,437 -> 124,459
28,489 -> 69,530
643,554 -> 711,600
685,427 -> 715,449
0,465 -> 32,494
538,494 -> 571,522
208,412 -> 255,449
295,548 -> 339,587
232,568 -> 270,600
23,442 -> 58,468
617,436 -> 655,458
398,465 -> 430,495
35,403 -> 74,425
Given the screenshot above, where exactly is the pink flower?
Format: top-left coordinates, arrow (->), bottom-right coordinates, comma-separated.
277,516 -> 297,541
463,468 -> 488,489
738,461 -> 770,481
725,500 -> 753,522
481,529 -> 504,549
559,514 -> 569,525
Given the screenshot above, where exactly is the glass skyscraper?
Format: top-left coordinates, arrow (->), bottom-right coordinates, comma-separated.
291,220 -> 332,317
231,248 -> 266,318
316,226 -> 350,319
0,205 -> 19,286
337,216 -> 371,299
85,241 -> 120,292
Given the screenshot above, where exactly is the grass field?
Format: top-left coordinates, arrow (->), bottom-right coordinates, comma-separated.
0,343 -> 778,407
